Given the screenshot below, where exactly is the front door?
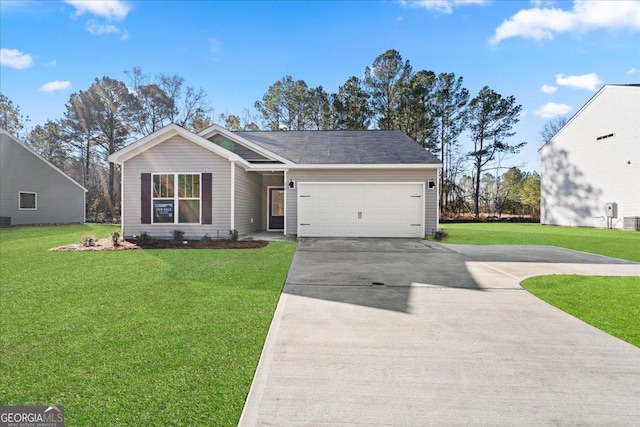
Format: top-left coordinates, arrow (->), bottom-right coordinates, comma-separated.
268,187 -> 285,230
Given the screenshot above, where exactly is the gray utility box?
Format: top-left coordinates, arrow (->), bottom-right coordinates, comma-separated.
604,202 -> 618,218
623,217 -> 640,231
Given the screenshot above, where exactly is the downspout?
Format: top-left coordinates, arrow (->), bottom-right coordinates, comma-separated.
436,168 -> 440,233
283,169 -> 287,236
230,162 -> 235,231
120,162 -> 124,235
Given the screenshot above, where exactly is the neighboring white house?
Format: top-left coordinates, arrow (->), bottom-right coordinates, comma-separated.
0,130 -> 87,226
109,124 -> 441,239
539,84 -> 640,230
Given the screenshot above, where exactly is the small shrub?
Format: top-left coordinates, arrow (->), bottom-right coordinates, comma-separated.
138,231 -> 151,242
229,229 -> 239,242
171,229 -> 185,243
433,229 -> 448,241
110,231 -> 120,247
201,233 -> 212,243
81,235 -> 96,247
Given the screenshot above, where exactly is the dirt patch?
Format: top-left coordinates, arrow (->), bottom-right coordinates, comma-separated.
50,238 -> 268,252
50,238 -> 140,252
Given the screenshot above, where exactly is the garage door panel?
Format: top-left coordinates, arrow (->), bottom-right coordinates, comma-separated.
298,183 -> 424,237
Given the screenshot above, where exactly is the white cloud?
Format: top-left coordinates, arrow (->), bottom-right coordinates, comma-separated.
87,21 -> 120,35
555,73 -> 603,91
490,0 -> 640,45
0,48 -> 34,69
534,102 -> 573,118
39,81 -> 71,93
628,67 -> 640,74
65,0 -> 131,20
65,0 -> 131,38
531,0 -> 555,6
541,84 -> 558,94
402,0 -> 488,14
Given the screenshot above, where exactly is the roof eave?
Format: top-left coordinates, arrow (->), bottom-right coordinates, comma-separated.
284,163 -> 442,170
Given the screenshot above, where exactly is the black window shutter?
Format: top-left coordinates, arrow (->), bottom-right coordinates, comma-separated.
141,173 -> 151,224
202,173 -> 212,224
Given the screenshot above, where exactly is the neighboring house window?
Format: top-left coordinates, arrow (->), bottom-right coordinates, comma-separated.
19,192 -> 37,210
152,174 -> 201,224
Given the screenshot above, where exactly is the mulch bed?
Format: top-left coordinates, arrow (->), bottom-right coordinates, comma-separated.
132,239 -> 268,249
50,238 -> 268,252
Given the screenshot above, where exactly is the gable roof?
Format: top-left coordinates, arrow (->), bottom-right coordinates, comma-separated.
198,124 -> 293,164
0,130 -> 87,192
109,124 -> 442,168
539,84 -> 640,153
234,130 -> 441,164
108,124 -> 248,165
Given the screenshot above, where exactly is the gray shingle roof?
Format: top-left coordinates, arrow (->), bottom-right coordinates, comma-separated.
233,130 -> 441,164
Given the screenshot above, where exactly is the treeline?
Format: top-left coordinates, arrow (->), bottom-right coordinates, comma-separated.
1,70 -> 212,221
0,49 -> 540,221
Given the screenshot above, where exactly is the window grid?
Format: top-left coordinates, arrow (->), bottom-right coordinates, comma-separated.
152,174 -> 201,224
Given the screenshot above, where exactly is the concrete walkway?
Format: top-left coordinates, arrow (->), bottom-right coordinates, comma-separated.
240,239 -> 640,426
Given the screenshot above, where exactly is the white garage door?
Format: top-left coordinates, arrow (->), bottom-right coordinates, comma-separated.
297,182 -> 425,237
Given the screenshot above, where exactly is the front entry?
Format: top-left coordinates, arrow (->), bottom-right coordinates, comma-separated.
268,187 -> 285,230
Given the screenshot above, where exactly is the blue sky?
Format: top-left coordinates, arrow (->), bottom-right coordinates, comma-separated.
1,0 -> 639,172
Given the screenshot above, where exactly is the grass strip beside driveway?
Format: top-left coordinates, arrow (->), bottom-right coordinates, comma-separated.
522,275 -> 640,348
0,225 -> 296,426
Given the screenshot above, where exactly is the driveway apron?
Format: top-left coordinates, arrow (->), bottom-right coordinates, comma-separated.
240,238 -> 640,426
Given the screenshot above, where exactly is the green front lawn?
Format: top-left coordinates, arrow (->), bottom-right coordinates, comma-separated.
0,225 -> 296,426
522,275 -> 640,347
438,223 -> 640,262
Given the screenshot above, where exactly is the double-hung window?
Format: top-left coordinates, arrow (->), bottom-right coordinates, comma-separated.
152,174 -> 201,224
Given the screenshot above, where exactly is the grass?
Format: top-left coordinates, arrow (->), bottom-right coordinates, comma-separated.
438,222 -> 640,262
522,275 -> 640,347
0,224 -> 296,426
436,222 -> 640,347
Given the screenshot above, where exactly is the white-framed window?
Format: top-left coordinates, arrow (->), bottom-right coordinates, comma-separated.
19,192 -> 37,210
152,173 -> 201,224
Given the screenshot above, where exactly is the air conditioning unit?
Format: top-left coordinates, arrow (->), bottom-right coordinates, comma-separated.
623,217 -> 640,231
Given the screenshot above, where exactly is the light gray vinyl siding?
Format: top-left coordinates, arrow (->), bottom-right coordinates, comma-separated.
540,85 -> 640,229
261,173 -> 284,230
234,167 -> 262,235
122,135 -> 231,239
286,169 -> 439,236
0,132 -> 85,225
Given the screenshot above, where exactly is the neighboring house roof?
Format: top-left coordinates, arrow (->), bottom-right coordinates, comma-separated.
539,84 -> 640,153
0,129 -> 87,192
234,130 -> 441,164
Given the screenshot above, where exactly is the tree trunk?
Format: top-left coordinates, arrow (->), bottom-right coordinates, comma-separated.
440,122 -> 445,215
84,132 -> 91,220
474,160 -> 481,219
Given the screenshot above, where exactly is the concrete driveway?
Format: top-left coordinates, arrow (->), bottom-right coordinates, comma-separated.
240,239 -> 640,426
